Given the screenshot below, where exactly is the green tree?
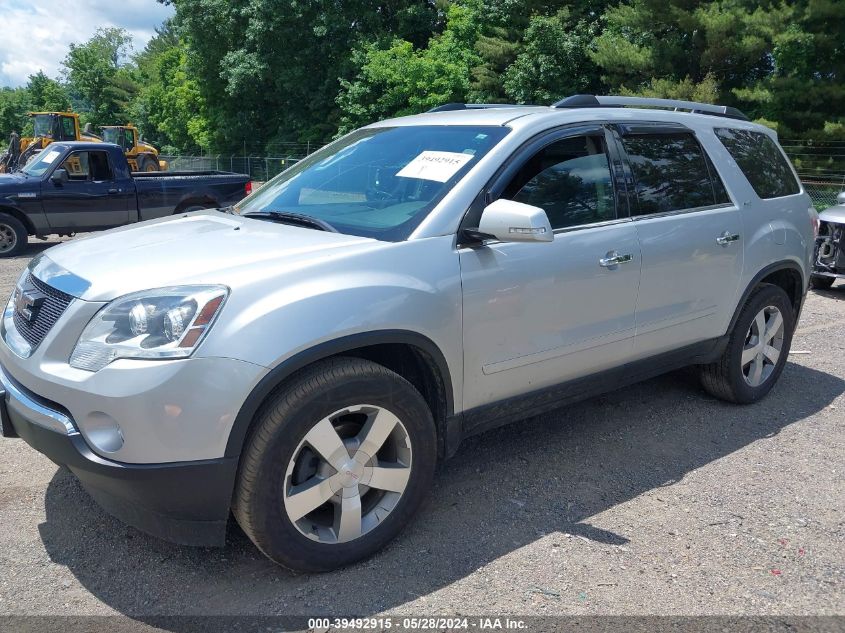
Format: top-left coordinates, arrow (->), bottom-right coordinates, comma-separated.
62,27 -> 138,127
337,2 -> 484,133
0,88 -> 30,142
26,72 -> 72,112
503,10 -> 600,104
172,0 -> 441,151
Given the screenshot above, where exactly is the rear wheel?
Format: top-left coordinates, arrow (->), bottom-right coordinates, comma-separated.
809,274 -> 835,290
701,284 -> 794,404
233,357 -> 437,571
0,214 -> 27,257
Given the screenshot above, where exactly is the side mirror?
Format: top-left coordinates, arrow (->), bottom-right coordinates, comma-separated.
50,168 -> 68,186
477,198 -> 554,243
837,191 -> 845,206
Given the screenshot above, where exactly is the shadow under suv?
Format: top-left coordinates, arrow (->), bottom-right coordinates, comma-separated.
0,95 -> 817,571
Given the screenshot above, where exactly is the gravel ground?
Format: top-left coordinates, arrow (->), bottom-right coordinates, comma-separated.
0,238 -> 842,623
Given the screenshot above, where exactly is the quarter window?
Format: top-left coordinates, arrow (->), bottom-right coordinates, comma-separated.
621,132 -> 722,215
501,134 -> 616,229
714,128 -> 800,199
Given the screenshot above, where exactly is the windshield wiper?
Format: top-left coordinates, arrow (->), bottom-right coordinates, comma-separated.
243,210 -> 338,233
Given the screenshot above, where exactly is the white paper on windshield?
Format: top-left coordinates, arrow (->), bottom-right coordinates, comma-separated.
396,151 -> 473,182
41,150 -> 60,164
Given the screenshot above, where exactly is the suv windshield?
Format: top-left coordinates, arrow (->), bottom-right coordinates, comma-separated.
237,125 -> 509,240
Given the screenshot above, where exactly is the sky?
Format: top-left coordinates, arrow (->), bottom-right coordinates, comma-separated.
0,0 -> 175,87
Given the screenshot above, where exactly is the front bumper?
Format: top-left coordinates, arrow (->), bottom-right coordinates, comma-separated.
1,365 -> 236,546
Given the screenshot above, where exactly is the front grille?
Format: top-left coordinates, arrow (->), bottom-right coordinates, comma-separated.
12,274 -> 74,349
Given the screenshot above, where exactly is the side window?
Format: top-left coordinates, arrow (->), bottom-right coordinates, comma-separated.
60,151 -> 113,181
61,152 -> 90,180
621,132 -> 721,215
124,130 -> 134,149
501,134 -> 616,229
714,128 -> 800,199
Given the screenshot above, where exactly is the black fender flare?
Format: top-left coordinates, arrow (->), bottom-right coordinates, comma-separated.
223,329 -> 454,458
726,260 -> 806,335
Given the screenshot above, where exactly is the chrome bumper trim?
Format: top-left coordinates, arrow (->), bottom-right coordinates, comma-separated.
0,365 -> 78,436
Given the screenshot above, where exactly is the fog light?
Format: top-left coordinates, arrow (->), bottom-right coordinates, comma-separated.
83,412 -> 124,453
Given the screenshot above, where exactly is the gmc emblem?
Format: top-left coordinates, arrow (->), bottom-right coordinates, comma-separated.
14,288 -> 46,323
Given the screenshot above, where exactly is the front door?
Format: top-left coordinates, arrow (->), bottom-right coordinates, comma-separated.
40,149 -> 133,231
459,126 -> 642,412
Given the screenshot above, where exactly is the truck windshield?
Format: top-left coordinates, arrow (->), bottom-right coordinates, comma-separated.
102,128 -> 120,144
21,144 -> 68,177
236,125 -> 509,241
33,115 -> 54,138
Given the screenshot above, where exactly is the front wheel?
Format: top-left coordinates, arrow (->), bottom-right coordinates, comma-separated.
0,213 -> 27,257
233,357 -> 437,571
700,284 -> 794,404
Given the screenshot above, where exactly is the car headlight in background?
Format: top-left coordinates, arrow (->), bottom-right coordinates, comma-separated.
70,286 -> 228,372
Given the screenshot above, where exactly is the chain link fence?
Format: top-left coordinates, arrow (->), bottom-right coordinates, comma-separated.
802,178 -> 844,211
159,155 -> 302,182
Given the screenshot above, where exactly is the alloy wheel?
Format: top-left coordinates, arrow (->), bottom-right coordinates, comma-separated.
283,404 -> 412,544
741,305 -> 785,387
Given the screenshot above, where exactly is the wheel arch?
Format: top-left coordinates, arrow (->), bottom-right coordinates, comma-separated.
224,330 -> 456,460
727,260 -> 806,334
0,205 -> 36,236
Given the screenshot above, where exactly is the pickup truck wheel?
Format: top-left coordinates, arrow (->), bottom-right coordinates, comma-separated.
700,284 -> 794,404
233,357 -> 437,572
0,214 -> 27,257
809,275 -> 835,290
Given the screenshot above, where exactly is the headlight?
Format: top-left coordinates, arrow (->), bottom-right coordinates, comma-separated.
70,286 -> 228,372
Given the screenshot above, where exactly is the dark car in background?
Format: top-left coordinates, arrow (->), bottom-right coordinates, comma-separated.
0,142 -> 250,256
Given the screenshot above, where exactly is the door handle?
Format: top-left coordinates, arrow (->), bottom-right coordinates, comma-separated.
108,188 -> 119,194
715,231 -> 740,246
599,252 -> 634,268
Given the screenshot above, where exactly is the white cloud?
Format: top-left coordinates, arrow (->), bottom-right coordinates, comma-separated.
0,0 -> 175,87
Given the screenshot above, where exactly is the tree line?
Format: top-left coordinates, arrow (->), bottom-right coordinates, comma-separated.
1,0 -> 842,156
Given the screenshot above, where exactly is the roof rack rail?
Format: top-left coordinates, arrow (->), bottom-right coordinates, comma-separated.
551,94 -> 749,121
427,103 -> 525,112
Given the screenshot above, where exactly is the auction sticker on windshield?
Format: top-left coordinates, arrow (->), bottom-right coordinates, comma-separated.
396,150 -> 473,182
41,150 -> 61,164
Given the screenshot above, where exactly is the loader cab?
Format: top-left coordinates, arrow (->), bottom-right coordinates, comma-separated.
102,126 -> 136,151
31,113 -> 79,142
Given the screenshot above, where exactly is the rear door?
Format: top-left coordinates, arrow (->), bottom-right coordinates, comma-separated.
459,125 -> 642,412
41,149 -> 133,231
612,123 -> 743,357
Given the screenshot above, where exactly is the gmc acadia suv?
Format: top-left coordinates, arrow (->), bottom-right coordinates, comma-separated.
0,95 -> 817,571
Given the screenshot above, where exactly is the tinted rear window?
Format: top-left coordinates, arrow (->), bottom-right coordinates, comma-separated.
621,132 -> 724,215
715,128 -> 800,199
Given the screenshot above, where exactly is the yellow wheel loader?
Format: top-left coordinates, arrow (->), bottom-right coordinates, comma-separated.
101,125 -> 168,172
0,112 -> 101,173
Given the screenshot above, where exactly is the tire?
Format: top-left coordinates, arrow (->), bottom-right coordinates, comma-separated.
0,213 -> 28,257
233,357 -> 437,572
700,284 -> 795,404
809,274 -> 835,290
138,154 -> 159,172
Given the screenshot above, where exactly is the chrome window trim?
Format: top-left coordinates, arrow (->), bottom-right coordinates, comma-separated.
29,254 -> 91,299
553,216 -> 632,234
0,364 -> 78,436
630,202 -> 735,222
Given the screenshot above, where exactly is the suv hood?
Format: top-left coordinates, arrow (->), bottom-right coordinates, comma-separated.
38,211 -> 378,301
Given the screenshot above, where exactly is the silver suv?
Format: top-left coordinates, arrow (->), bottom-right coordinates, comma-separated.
0,95 -> 817,571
